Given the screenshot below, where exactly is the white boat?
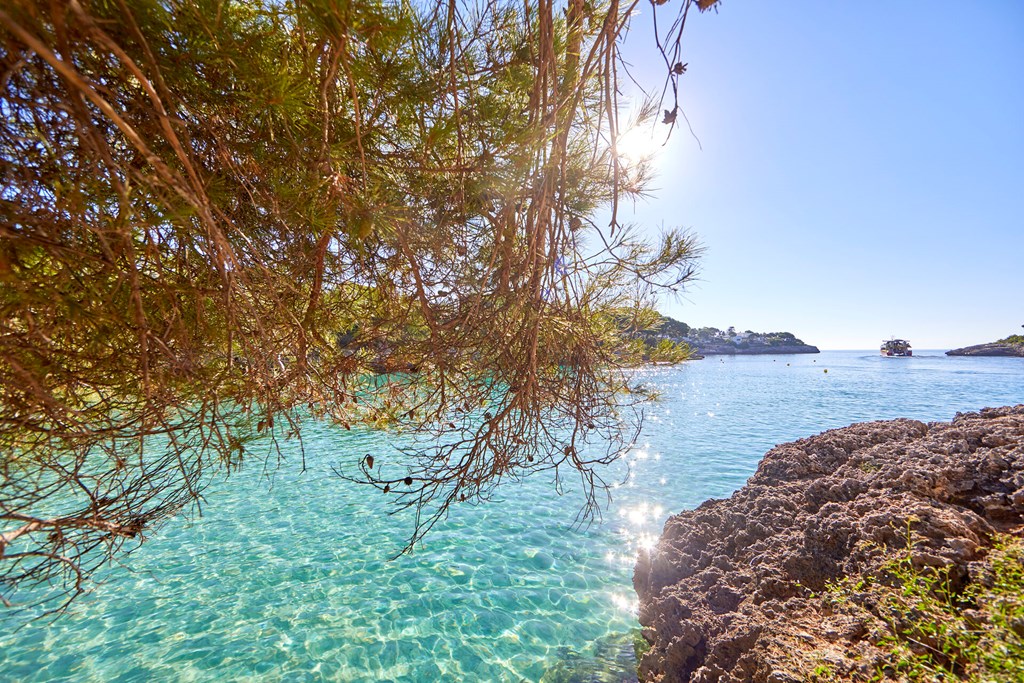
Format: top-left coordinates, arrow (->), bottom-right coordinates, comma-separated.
880,339 -> 912,356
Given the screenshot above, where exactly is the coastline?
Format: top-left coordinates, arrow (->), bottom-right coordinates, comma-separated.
947,342 -> 1024,357
693,344 -> 819,356
634,405 -> 1024,682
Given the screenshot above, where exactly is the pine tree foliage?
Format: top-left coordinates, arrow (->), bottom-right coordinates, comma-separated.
0,0 -> 714,610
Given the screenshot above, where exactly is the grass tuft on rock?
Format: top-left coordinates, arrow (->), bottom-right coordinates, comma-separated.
815,532 -> 1024,682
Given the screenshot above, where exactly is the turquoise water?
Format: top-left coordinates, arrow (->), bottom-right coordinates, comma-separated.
3,351 -> 1022,682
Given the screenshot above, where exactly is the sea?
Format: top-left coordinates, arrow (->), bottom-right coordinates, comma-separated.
2,351 -> 1022,682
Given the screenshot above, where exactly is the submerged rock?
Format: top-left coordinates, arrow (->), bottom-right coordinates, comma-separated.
633,405 -> 1024,682
540,630 -> 643,683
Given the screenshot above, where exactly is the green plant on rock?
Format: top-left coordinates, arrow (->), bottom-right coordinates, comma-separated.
807,662 -> 836,682
822,528 -> 1024,682
972,536 -> 1024,680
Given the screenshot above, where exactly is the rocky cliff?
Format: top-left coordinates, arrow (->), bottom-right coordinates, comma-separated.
946,342 -> 1024,357
634,405 -> 1024,682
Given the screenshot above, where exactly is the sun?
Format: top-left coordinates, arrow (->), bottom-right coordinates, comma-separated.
614,123 -> 664,167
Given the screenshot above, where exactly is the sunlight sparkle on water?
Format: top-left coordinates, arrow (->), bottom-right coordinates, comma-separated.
615,497 -> 669,566
618,501 -> 666,526
609,592 -> 638,616
6,353 -> 1020,682
627,505 -> 647,526
638,533 -> 658,551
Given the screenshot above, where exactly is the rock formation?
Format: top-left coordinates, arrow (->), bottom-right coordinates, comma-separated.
946,342 -> 1024,357
633,405 -> 1024,682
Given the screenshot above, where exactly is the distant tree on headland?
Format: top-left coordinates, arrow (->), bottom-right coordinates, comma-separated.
0,0 -> 715,609
635,314 -> 816,354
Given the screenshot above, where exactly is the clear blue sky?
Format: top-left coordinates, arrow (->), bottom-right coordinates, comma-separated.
615,1 -> 1023,350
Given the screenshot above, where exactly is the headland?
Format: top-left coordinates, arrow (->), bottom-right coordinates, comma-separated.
946,337 -> 1024,357
642,315 -> 819,357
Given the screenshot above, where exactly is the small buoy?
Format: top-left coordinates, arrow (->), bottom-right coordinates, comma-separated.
824,369 -> 828,373
786,363 -> 790,366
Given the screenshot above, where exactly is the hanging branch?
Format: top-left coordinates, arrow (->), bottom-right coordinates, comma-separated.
0,0 -> 706,613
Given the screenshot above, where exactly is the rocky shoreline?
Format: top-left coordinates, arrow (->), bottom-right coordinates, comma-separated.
633,405 -> 1024,682
946,342 -> 1024,357
695,344 -> 819,356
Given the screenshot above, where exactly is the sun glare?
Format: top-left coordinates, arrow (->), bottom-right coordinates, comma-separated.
615,123 -> 663,167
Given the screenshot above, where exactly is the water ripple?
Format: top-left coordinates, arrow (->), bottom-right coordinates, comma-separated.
3,352 -> 1022,681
